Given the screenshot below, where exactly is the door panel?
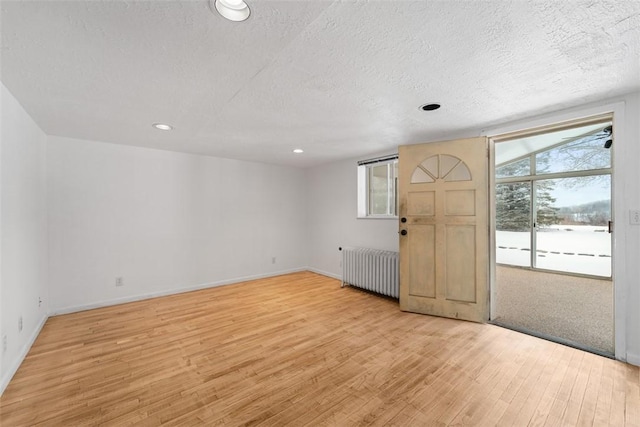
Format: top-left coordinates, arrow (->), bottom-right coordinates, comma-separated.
445,190 -> 475,216
399,137 -> 489,323
408,225 -> 436,298
408,191 -> 436,216
445,225 -> 476,303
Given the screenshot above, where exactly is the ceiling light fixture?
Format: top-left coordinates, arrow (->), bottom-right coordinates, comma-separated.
293,149 -> 304,154
210,0 -> 250,22
420,103 -> 441,111
152,123 -> 173,131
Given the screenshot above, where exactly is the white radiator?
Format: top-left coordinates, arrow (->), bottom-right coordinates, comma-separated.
341,247 -> 399,299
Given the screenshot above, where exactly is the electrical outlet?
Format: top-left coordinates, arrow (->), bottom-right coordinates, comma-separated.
630,210 -> 640,225
18,316 -> 23,333
272,257 -> 276,264
2,335 -> 7,354
115,277 -> 124,287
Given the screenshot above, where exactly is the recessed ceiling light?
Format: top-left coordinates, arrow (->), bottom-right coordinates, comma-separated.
293,149 -> 304,154
420,103 -> 441,111
211,0 -> 250,22
152,123 -> 173,131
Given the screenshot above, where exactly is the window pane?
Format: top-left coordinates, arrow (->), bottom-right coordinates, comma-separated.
496,157 -> 530,178
369,164 -> 391,215
389,161 -> 398,216
535,175 -> 611,277
496,182 -> 531,267
536,130 -> 611,174
393,162 -> 398,215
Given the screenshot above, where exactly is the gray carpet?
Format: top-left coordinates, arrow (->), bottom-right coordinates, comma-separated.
493,266 -> 614,355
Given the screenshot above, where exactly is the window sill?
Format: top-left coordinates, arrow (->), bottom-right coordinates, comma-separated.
357,215 -> 398,220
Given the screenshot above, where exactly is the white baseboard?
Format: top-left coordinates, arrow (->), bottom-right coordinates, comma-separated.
50,268 -> 307,316
0,314 -> 48,396
626,352 -> 640,367
306,267 -> 341,281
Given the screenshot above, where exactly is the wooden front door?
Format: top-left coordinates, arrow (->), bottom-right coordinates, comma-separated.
398,137 -> 489,323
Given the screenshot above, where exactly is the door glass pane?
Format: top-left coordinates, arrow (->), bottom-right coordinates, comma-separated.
535,175 -> 611,277
496,182 -> 531,267
536,124 -> 612,174
444,162 -> 472,182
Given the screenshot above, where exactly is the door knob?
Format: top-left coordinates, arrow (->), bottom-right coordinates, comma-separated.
401,217 -> 407,223
400,230 -> 407,236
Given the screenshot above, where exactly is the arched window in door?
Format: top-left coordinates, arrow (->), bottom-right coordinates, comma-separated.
411,154 -> 472,183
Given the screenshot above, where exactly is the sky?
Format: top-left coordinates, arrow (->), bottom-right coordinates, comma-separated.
548,176 -> 610,208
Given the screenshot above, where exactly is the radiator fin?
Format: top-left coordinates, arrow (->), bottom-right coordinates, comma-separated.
341,247 -> 399,299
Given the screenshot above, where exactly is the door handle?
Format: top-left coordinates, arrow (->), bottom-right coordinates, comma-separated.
401,217 -> 407,223
608,221 -> 613,234
400,230 -> 407,236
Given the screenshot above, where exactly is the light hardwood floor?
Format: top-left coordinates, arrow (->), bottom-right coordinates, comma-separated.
1,271 -> 638,426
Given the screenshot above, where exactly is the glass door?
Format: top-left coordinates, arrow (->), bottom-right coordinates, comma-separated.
534,176 -> 611,277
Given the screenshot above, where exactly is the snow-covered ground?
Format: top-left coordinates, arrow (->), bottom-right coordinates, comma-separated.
496,225 -> 611,277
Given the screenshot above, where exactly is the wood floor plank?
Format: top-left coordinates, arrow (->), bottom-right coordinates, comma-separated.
474,332 -> 550,426
528,345 -> 574,426
626,363 -> 640,427
0,271 -> 638,426
592,358 -> 614,427
496,339 -> 559,424
562,349 -> 595,425
577,354 -> 605,426
544,349 -> 584,426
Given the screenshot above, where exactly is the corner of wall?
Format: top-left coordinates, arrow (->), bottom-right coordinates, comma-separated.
0,314 -> 47,395
306,267 -> 341,281
0,82 -> 49,397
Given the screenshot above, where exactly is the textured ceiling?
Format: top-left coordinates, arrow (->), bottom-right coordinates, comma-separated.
1,0 -> 639,168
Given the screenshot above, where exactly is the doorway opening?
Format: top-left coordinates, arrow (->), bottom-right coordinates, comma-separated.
491,116 -> 614,356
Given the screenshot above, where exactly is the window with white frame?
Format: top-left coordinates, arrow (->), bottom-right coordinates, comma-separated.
357,155 -> 398,218
494,118 -> 613,278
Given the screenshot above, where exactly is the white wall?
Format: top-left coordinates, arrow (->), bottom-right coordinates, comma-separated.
0,83 -> 49,394
306,153 -> 399,278
47,136 -> 308,313
1,84 -> 3,394
305,92 -> 640,364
